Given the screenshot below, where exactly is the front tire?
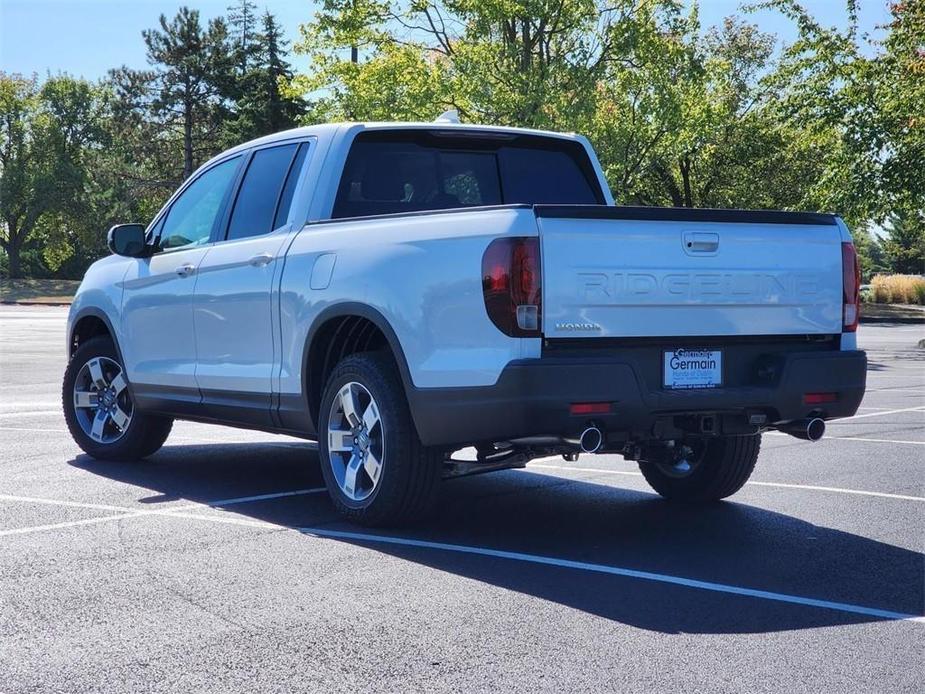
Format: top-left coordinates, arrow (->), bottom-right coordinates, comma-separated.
318,352 -> 441,526
639,434 -> 761,502
63,336 -> 172,461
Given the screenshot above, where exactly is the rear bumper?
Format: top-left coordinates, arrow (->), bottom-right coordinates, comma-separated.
408,349 -> 867,447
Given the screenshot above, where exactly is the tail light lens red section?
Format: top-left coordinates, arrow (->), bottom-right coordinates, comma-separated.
804,392 -> 838,405
482,236 -> 542,337
842,242 -> 860,332
570,402 -> 612,415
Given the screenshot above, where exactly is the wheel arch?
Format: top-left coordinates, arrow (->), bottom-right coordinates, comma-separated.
302,303 -> 418,434
69,308 -> 125,364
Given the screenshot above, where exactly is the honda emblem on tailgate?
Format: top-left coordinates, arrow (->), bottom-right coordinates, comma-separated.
555,321 -> 602,332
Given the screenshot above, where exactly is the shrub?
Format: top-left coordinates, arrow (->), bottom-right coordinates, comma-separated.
870,274 -> 925,304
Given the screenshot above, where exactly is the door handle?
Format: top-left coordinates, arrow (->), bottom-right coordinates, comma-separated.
248,252 -> 274,267
175,263 -> 196,277
683,232 -> 720,254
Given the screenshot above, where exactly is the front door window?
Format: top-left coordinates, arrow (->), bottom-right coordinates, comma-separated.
158,157 -> 240,250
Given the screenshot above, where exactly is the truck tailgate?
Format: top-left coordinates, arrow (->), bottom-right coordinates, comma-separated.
536,206 -> 844,339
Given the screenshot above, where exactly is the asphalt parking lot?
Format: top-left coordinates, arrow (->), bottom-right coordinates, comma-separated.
0,305 -> 922,693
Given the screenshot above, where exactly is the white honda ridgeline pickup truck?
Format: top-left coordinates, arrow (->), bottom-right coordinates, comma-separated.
64,120 -> 867,525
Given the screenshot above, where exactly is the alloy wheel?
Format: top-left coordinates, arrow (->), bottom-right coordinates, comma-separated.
655,440 -> 707,479
326,381 -> 385,502
72,356 -> 133,444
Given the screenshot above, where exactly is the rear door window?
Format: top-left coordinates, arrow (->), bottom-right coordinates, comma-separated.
274,143 -> 309,230
225,143 -> 299,241
332,131 -> 602,219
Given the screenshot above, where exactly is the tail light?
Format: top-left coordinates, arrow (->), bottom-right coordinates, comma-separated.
482,236 -> 542,337
570,402 -> 612,415
804,392 -> 838,405
842,242 -> 860,332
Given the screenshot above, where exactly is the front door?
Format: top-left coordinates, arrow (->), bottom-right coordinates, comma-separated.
121,156 -> 242,401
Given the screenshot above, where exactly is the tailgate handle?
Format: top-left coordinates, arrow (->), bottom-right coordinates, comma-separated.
684,232 -> 719,254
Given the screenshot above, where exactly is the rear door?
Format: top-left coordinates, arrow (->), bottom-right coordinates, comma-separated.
538,207 -> 844,340
192,140 -> 309,423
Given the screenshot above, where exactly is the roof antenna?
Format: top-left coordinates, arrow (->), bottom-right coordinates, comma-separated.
435,109 -> 460,124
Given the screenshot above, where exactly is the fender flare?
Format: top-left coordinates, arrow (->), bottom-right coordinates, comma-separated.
69,307 -> 126,366
300,302 -> 418,427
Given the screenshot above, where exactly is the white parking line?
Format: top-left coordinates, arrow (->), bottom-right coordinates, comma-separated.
0,487 -> 327,537
527,463 -> 925,502
0,426 -> 69,433
194,488 -> 326,508
866,387 -> 925,393
829,435 -> 925,446
0,426 -> 310,449
746,481 -> 925,502
0,400 -> 60,408
822,435 -> 925,446
1,489 -> 922,623
0,512 -> 147,537
0,493 -> 138,514
839,406 -> 925,420
764,432 -> 925,446
297,527 -> 925,623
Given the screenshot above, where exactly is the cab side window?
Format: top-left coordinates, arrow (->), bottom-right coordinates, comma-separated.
225,143 -> 300,241
159,157 -> 240,251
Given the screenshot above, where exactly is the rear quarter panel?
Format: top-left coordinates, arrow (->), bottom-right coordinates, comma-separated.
277,207 -> 541,396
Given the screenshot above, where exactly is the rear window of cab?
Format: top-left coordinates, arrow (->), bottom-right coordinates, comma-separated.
332,130 -> 604,219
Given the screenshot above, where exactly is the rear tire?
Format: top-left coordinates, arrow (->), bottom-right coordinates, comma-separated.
63,336 -> 172,461
318,351 -> 441,527
639,434 -> 761,502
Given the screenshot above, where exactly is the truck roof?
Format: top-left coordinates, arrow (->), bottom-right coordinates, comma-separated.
188,120 -> 614,211
220,121 -> 583,158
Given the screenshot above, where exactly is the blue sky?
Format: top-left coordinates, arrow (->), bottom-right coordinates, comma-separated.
1,0 -> 893,80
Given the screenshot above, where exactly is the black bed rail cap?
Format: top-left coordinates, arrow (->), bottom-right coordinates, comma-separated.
533,204 -> 839,226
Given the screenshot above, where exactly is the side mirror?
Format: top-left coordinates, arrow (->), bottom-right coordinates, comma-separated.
107,224 -> 148,257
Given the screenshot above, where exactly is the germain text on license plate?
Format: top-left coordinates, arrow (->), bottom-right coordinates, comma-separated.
663,349 -> 723,389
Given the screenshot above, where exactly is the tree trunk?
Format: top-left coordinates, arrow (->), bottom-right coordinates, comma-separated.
183,99 -> 193,180
654,161 -> 684,207
5,237 -> 22,279
680,157 -> 693,207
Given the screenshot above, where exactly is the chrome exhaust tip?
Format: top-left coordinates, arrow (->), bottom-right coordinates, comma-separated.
579,426 -> 603,453
780,417 -> 826,442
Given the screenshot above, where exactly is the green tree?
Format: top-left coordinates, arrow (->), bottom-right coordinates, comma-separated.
291,0 -> 630,126
256,11 -> 306,133
874,0 -> 924,225
227,0 -> 260,76
226,10 -> 306,142
881,212 -> 925,275
0,74 -> 106,279
113,7 -> 235,181
761,0 -> 925,231
591,13 -> 799,208
291,2 -> 835,211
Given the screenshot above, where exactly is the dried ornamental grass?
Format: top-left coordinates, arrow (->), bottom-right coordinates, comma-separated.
870,274 -> 925,304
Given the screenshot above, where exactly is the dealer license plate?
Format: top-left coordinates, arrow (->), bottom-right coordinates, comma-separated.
663,349 -> 723,389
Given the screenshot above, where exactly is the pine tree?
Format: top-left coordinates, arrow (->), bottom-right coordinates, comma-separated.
225,11 -> 305,142
125,7 -> 235,179
226,0 -> 260,78
257,11 -> 304,133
